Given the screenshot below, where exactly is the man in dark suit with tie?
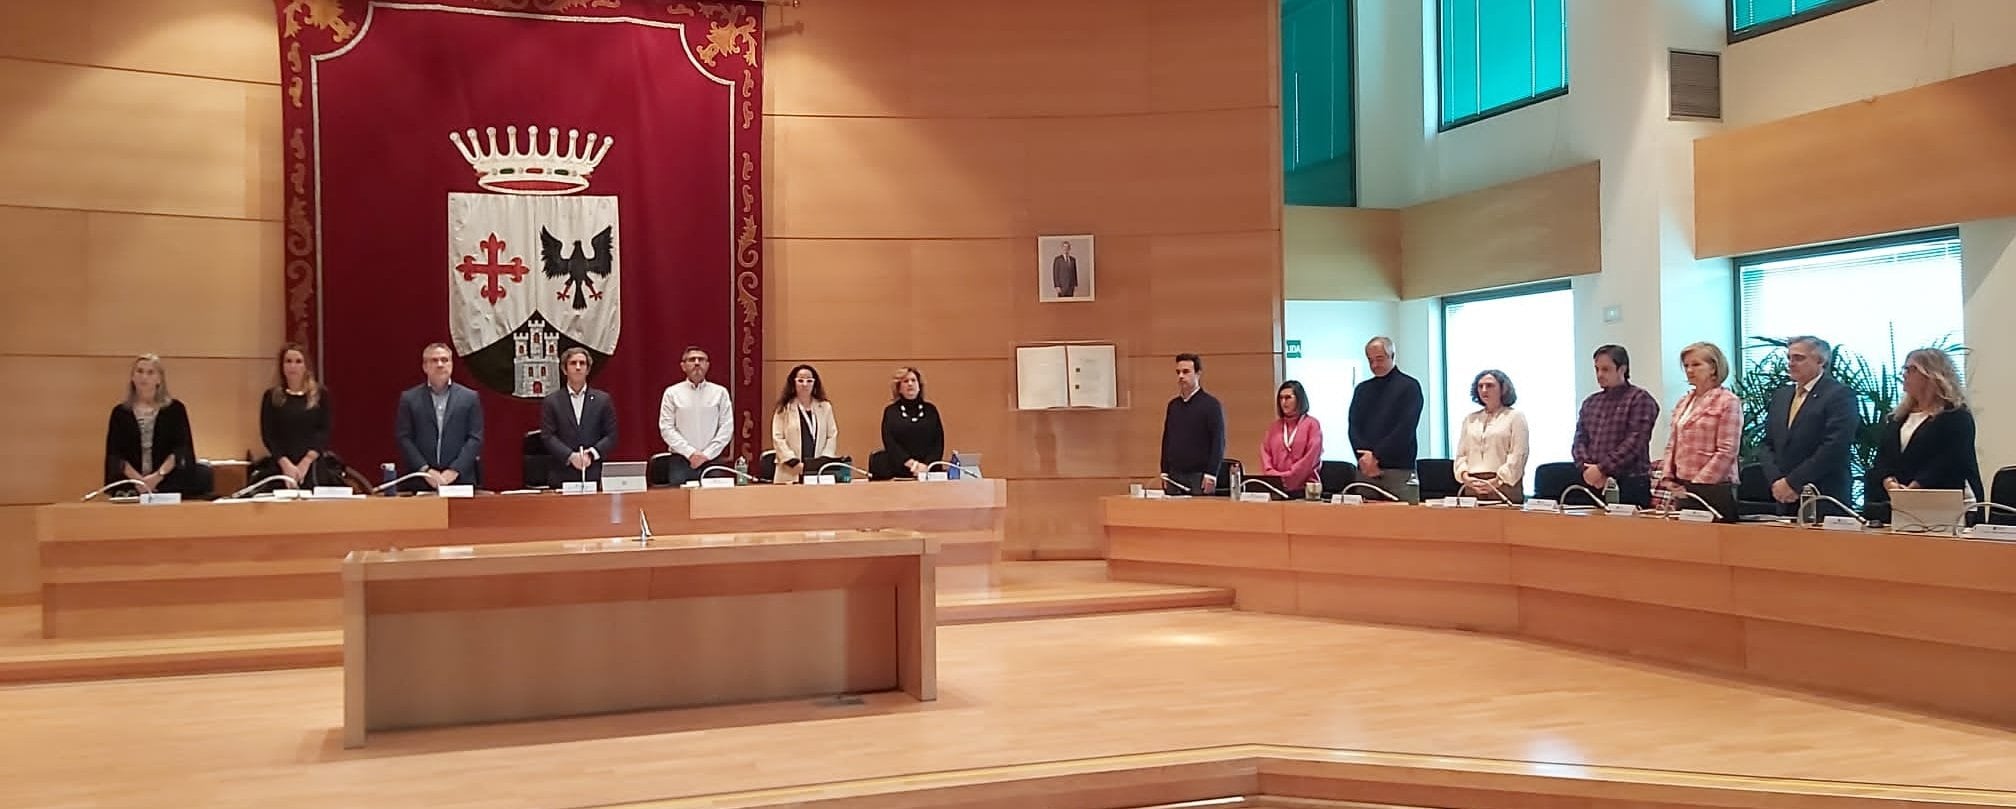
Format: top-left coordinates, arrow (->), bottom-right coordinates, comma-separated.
1761,335 -> 1858,515
394,342 -> 485,490
1051,240 -> 1079,298
540,347 -> 618,487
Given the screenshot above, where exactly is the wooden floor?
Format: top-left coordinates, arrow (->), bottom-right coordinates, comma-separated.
0,562 -> 1229,683
4,608 -> 2015,809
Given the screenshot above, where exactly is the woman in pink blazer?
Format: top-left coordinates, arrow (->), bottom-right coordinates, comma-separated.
1260,380 -> 1324,496
1658,342 -> 1742,502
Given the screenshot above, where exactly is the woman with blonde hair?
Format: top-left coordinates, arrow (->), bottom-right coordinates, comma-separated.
1867,348 -> 1981,520
254,342 -> 349,488
1655,342 -> 1741,513
877,366 -> 944,479
103,354 -> 209,496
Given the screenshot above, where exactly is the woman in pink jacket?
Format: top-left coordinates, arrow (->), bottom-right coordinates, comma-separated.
1260,380 -> 1324,496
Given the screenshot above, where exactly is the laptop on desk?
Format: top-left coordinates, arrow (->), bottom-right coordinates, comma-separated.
1887,488 -> 1967,534
600,461 -> 647,493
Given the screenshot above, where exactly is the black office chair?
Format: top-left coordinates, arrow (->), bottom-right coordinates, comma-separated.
868,449 -> 900,481
753,450 -> 777,482
1213,458 -> 1243,497
1737,463 -> 1777,516
647,452 -> 675,487
1317,460 -> 1358,496
521,430 -> 550,489
1989,465 -> 2016,525
1415,458 -> 1459,500
1531,461 -> 1575,502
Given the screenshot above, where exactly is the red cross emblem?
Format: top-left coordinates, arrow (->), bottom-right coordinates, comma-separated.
456,233 -> 527,305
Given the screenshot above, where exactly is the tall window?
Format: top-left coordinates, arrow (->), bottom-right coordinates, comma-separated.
1441,282 -> 1576,476
1727,0 -> 1879,42
1736,230 -> 1964,379
1437,0 -> 1568,130
1283,0 -> 1355,205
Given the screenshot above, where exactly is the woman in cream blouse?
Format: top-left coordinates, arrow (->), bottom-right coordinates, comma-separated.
770,363 -> 840,483
1453,369 -> 1530,503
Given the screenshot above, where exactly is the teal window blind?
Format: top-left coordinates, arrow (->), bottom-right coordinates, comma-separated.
1282,0 -> 1355,206
1728,0 -> 1879,41
1437,0 -> 1567,130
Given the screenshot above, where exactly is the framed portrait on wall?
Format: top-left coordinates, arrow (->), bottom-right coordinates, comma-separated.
1037,234 -> 1094,302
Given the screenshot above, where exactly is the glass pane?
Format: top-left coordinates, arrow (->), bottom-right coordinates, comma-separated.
1442,287 -> 1578,476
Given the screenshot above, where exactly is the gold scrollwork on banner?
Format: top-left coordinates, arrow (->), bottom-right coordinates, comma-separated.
280,0 -> 357,43
740,69 -> 755,129
287,42 -> 302,73
737,270 -> 759,385
669,3 -> 760,68
482,0 -> 621,10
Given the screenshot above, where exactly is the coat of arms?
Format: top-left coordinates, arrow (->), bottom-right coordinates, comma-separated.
445,125 -> 621,397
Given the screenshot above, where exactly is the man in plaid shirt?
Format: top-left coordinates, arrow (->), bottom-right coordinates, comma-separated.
1571,344 -> 1659,508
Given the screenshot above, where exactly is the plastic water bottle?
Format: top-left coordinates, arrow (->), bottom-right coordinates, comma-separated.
1604,478 -> 1621,505
948,452 -> 962,480
1405,471 -> 1420,503
733,456 -> 749,486
1228,463 -> 1242,497
380,462 -> 396,496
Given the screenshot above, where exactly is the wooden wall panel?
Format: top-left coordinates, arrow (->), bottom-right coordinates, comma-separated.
0,59 -> 281,220
1695,63 -> 2016,258
0,0 -> 279,84
1004,478 -> 1129,559
0,356 -> 268,505
1148,0 -> 1277,112
1399,162 -> 1600,299
768,116 -> 1031,240
1283,206 -> 1402,301
1743,619 -> 2016,726
908,0 -> 1152,119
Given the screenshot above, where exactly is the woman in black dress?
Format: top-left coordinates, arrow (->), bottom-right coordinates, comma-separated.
104,354 -> 208,495
254,343 -> 348,488
879,366 -> 944,479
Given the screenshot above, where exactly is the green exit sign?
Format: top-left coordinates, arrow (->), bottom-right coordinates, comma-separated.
1285,339 -> 1302,359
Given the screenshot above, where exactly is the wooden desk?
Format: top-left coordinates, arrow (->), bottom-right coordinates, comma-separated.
1105,497 -> 2016,725
342,529 -> 936,747
37,480 -> 1002,639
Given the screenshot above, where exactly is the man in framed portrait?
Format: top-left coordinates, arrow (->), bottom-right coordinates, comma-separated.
1052,240 -> 1080,298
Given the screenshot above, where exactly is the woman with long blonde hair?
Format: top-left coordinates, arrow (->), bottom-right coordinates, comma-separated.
1867,348 -> 1982,519
103,354 -> 207,495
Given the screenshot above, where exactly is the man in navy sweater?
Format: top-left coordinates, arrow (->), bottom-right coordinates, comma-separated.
1160,353 -> 1226,495
1348,336 -> 1424,501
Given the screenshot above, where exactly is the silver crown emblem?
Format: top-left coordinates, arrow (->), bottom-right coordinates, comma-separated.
449,125 -> 613,196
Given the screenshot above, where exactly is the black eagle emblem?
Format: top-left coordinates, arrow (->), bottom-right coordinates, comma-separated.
539,226 -> 614,310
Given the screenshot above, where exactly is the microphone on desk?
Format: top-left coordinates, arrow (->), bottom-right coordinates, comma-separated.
699,465 -> 759,483
815,461 -> 870,481
81,479 -> 147,502
1238,478 -> 1292,500
1341,481 -> 1399,502
224,474 -> 299,500
638,508 -> 653,544
1157,473 -> 1192,494
924,461 -> 982,479
373,471 -> 436,495
1667,490 -> 1726,523
1559,484 -> 1606,509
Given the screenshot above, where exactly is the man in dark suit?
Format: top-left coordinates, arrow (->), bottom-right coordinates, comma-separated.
394,342 -> 484,490
540,347 -> 618,487
1761,335 -> 1858,514
1051,240 -> 1079,298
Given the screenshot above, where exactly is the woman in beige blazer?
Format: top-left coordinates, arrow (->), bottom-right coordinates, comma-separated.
771,363 -> 840,483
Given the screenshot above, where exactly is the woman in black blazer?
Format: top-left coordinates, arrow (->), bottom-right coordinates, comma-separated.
877,366 -> 944,479
253,342 -> 348,488
104,354 -> 209,496
1867,349 -> 1982,521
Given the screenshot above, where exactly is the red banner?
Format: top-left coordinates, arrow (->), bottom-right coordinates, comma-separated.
277,0 -> 764,488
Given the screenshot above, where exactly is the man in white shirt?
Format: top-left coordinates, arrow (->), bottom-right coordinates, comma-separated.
657,346 -> 734,485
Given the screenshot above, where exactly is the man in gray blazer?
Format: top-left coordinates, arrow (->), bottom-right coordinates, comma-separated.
1761,335 -> 1858,514
395,342 -> 484,489
539,347 -> 617,487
